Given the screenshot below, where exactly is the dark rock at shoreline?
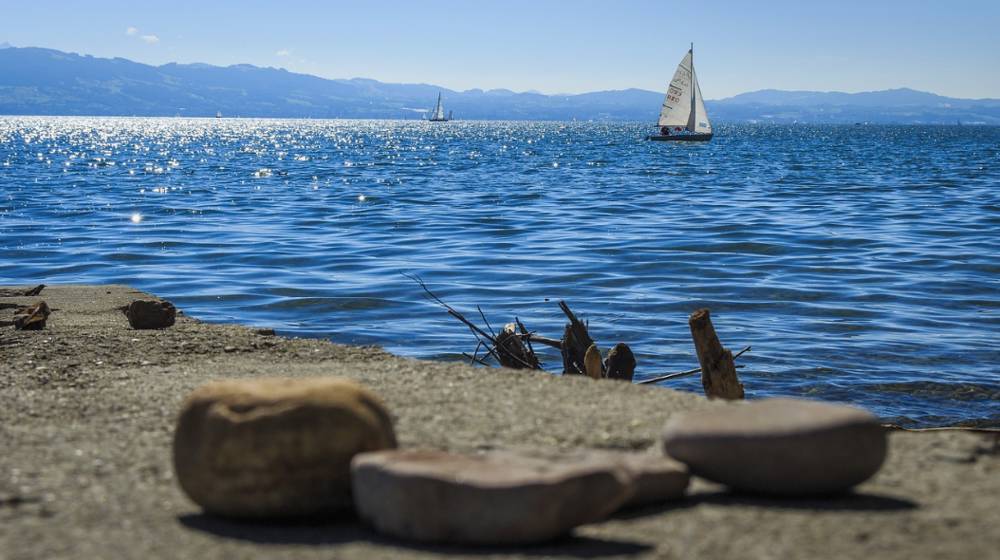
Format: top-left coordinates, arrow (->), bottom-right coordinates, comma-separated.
662,398 -> 887,496
124,299 -> 176,329
351,449 -> 632,544
173,376 -> 397,518
13,301 -> 50,330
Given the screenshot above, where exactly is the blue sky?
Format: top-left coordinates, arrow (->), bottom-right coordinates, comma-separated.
2,0 -> 999,99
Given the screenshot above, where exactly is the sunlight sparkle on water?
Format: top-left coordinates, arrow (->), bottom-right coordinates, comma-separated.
130,213 -> 142,224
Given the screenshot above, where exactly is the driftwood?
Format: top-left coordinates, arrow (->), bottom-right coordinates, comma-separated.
407,274 -> 751,391
604,343 -> 637,382
636,346 -> 750,385
559,301 -> 597,376
406,273 -> 542,370
689,308 -> 744,400
496,323 -> 541,369
0,284 -> 45,297
520,333 -> 562,349
584,343 -> 603,379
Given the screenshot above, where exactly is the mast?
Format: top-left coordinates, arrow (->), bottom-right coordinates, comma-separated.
688,43 -> 697,132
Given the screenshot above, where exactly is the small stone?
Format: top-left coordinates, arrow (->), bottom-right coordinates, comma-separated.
255,328 -> 276,336
662,398 -> 887,496
173,377 -> 396,518
125,300 -> 176,329
351,449 -> 632,544
13,301 -> 50,330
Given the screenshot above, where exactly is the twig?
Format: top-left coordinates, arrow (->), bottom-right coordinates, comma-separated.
471,340 -> 484,365
463,352 -> 489,366
478,305 -> 498,339
516,316 -> 543,370
518,333 -> 563,349
405,272 -> 538,370
636,345 -> 751,385
405,272 -> 496,342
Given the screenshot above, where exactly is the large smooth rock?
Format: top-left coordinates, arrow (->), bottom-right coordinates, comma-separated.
662,398 -> 886,496
125,299 -> 176,329
351,449 -> 632,544
173,377 -> 396,518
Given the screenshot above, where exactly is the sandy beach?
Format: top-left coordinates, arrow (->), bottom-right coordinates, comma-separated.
1,284 -> 997,559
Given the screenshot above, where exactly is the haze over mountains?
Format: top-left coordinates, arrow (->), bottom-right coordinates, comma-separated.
2,45 -> 998,124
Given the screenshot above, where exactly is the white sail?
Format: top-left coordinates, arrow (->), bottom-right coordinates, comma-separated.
657,51 -> 693,128
691,67 -> 712,133
431,93 -> 446,120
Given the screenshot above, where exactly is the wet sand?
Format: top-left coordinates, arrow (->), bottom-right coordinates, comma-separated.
1,284 -> 997,559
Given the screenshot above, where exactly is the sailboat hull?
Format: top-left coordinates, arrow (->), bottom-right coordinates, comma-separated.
647,133 -> 713,142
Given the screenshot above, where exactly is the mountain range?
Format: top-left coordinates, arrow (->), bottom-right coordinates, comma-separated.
1,45 -> 998,124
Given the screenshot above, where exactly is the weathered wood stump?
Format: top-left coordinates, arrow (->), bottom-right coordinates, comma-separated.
559,301 -> 596,376
688,308 -> 744,400
604,343 -> 636,382
584,343 -> 603,379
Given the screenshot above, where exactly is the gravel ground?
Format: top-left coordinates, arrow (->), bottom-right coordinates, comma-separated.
1,284 -> 997,560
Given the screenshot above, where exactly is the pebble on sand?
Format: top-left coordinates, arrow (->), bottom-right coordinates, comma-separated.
173,376 -> 397,518
662,397 -> 887,496
351,449 -> 632,545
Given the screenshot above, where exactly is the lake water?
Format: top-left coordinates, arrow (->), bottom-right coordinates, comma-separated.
1,117 -> 997,427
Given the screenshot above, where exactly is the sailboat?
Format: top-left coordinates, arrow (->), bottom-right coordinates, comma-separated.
428,93 -> 450,122
648,43 -> 712,142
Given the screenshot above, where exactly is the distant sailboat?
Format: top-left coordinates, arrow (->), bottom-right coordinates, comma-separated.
429,93 -> 450,122
648,43 -> 712,142
215,111 -> 222,119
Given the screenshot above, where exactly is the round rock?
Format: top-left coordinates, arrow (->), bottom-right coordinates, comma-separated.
125,299 -> 176,329
662,398 -> 886,496
173,377 -> 396,518
351,449 -> 632,544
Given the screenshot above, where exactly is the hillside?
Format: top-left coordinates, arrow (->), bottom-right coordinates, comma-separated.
1,46 -> 997,123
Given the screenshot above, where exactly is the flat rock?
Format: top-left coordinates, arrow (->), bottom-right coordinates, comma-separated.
497,448 -> 689,508
617,452 -> 690,507
662,398 -> 887,496
173,377 -> 397,518
125,299 -> 176,329
351,449 -> 632,545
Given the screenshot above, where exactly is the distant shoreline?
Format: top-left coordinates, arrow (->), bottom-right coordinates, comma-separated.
1,114 -> 998,126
